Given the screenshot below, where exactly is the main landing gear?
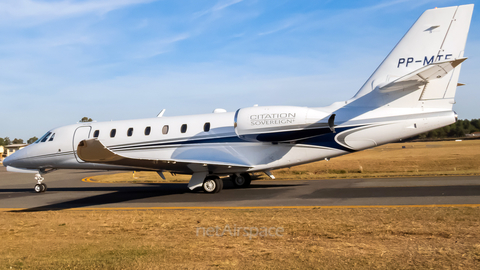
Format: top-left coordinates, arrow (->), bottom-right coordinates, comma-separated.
202,175 -> 223,193
34,173 -> 47,193
200,173 -> 252,193
231,173 -> 251,188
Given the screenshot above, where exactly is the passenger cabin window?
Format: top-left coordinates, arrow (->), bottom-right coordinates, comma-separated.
48,133 -> 55,142
110,129 -> 116,138
162,125 -> 169,134
181,124 -> 187,133
127,128 -> 134,137
93,130 -> 100,138
204,122 -> 210,132
145,126 -> 151,136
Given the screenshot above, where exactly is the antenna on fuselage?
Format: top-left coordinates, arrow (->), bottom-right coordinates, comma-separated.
157,109 -> 166,117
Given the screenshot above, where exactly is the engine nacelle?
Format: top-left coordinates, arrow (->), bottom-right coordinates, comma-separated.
234,106 -> 332,142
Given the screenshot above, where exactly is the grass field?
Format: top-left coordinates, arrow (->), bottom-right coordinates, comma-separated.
89,140 -> 480,183
1,207 -> 480,269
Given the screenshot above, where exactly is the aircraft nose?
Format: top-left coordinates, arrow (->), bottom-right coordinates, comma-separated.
3,154 -> 13,167
2,147 -> 29,168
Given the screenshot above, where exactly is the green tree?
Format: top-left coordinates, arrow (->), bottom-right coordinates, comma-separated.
80,117 -> 93,122
418,133 -> 427,139
0,138 -> 4,146
462,119 -> 470,130
27,137 -> 38,144
4,137 -> 11,145
455,128 -> 465,137
437,128 -> 446,138
12,138 -> 24,144
471,119 -> 480,130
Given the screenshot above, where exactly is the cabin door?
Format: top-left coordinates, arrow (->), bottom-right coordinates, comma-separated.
72,126 -> 92,163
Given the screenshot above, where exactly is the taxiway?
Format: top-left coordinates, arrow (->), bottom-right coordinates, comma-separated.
1,166 -> 479,211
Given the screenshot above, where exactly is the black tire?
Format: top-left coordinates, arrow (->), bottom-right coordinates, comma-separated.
41,183 -> 47,192
203,176 -> 223,193
240,173 -> 252,187
232,173 -> 251,187
34,184 -> 42,193
231,174 -> 244,187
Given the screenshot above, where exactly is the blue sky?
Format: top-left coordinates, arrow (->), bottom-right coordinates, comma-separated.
1,0 -> 479,141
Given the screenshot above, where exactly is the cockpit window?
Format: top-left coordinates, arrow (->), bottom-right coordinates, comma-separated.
37,132 -> 52,143
41,133 -> 51,142
48,133 -> 55,142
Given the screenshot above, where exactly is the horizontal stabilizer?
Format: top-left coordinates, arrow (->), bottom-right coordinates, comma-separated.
379,58 -> 467,92
77,139 -> 251,173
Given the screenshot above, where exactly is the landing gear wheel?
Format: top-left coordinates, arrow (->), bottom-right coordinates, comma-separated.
232,173 -> 251,187
34,184 -> 43,193
34,173 -> 46,193
203,176 -> 223,193
232,174 -> 245,187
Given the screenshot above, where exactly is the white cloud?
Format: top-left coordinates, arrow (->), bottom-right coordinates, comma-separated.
129,33 -> 191,59
0,0 -> 156,22
193,0 -> 243,18
258,16 -> 303,36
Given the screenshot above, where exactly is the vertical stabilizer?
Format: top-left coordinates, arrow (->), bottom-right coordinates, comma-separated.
354,5 -> 474,102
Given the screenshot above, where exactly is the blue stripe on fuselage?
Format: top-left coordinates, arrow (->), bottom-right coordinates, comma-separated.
108,126 -> 363,153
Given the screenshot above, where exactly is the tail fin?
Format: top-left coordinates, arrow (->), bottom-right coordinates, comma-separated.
354,4 -> 474,104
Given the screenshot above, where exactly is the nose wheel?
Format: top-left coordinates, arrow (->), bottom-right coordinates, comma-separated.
34,183 -> 47,193
34,173 -> 47,193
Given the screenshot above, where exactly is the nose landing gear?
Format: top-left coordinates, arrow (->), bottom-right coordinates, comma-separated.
34,173 -> 47,193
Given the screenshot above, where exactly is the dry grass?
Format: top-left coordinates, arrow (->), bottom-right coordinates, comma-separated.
1,207 -> 479,269
275,139 -> 480,180
90,140 -> 480,183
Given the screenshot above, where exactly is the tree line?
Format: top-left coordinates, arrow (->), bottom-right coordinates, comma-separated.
0,137 -> 38,146
417,118 -> 480,139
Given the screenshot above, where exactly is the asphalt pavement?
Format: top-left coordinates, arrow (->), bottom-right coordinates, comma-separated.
1,166 -> 479,211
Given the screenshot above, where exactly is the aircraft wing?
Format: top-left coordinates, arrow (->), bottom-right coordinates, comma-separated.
76,139 -> 251,174
379,58 -> 467,92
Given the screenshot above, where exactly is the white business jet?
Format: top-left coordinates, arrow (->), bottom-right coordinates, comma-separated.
3,4 -> 474,194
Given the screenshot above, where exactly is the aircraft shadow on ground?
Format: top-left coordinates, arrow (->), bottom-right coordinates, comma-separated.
6,181 -> 302,212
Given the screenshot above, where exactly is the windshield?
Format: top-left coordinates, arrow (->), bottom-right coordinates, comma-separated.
36,131 -> 52,143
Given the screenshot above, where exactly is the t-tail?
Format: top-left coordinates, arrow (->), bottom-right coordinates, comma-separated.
352,4 -> 474,111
